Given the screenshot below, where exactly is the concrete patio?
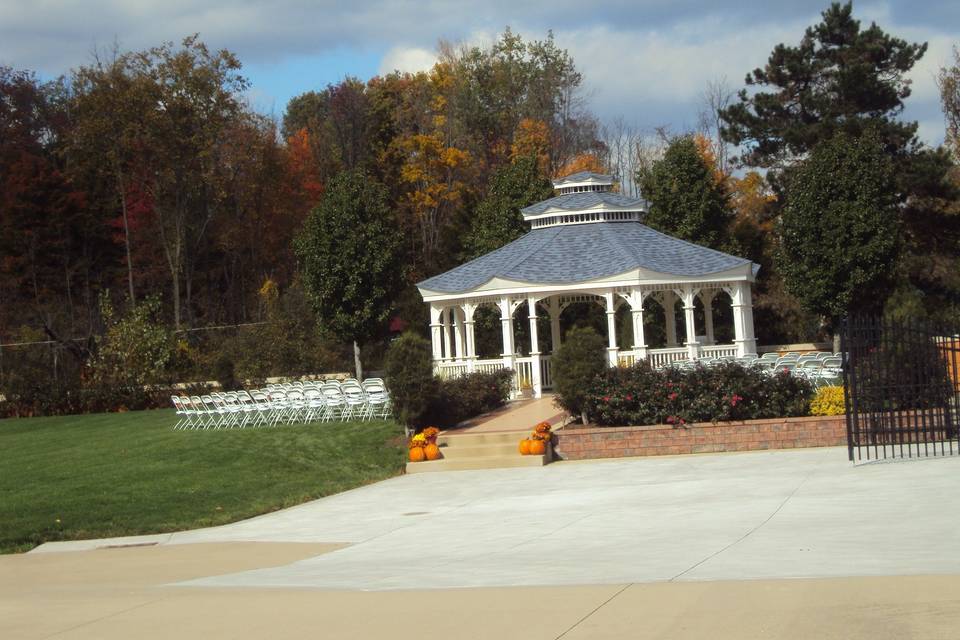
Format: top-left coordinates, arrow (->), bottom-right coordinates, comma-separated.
33,446 -> 960,589
8,446 -> 960,639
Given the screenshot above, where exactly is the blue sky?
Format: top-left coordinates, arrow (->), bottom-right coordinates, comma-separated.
1,1 -> 956,146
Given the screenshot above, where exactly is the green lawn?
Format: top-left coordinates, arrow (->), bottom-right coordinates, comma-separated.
0,410 -> 406,553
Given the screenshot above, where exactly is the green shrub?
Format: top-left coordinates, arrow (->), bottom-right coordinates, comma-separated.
552,326 -> 607,423
384,332 -> 438,428
86,294 -> 173,388
427,369 -> 514,428
583,361 -> 814,426
212,353 -> 238,391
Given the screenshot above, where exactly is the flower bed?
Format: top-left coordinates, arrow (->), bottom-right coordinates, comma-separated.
553,415 -> 847,460
579,361 -> 814,427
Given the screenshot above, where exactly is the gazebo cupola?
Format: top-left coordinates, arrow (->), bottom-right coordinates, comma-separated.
417,172 -> 759,399
524,171 -> 644,229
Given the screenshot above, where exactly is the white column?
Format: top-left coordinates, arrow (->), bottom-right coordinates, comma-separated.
663,291 -> 678,347
429,304 -> 443,366
549,296 -> 562,353
702,291 -> 716,346
441,307 -> 452,361
463,302 -> 477,372
629,288 -> 647,357
604,292 -> 619,366
678,287 -> 700,360
528,297 -> 543,398
499,296 -> 515,370
453,306 -> 465,359
731,282 -> 758,356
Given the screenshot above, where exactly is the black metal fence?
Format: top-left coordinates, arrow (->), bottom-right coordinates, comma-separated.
842,316 -> 960,461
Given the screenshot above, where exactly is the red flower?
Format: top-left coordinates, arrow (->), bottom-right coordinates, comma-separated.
679,418 -> 686,425
625,394 -> 633,401
666,415 -> 676,424
602,396 -> 610,402
668,392 -> 678,401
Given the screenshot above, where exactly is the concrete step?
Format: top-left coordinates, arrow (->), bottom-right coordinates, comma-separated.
437,430 -> 528,447
438,442 -> 524,459
405,452 -> 549,474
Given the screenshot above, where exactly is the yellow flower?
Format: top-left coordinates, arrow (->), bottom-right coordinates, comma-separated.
409,433 -> 428,449
811,386 -> 845,416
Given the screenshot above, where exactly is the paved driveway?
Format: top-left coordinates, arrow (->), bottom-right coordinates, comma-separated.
38,446 -> 960,591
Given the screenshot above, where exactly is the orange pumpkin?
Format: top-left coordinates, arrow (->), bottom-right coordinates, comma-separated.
424,443 -> 442,460
408,446 -> 426,463
518,439 -> 531,455
528,439 -> 546,455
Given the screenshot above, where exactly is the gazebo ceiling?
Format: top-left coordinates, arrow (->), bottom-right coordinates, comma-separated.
417,221 -> 760,296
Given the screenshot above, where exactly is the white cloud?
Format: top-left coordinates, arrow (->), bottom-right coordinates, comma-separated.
0,0 -> 954,145
379,46 -> 437,75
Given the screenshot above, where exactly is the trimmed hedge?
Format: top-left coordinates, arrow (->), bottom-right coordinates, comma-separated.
384,332 -> 513,430
426,369 -> 514,429
576,360 -> 814,427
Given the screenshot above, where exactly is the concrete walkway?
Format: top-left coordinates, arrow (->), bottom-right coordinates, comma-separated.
9,447 -> 960,638
454,393 -> 566,433
35,447 -> 960,588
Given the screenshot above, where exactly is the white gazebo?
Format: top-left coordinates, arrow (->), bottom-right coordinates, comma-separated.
416,172 -> 759,398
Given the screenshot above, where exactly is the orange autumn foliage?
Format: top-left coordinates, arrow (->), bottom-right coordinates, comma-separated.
511,118 -> 551,174
286,128 -> 324,208
557,152 -> 606,178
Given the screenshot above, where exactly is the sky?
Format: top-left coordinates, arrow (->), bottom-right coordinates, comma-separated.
1,0 -> 957,146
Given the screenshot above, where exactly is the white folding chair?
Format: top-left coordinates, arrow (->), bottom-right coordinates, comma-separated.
362,380 -> 391,419
320,382 -> 347,421
341,381 -> 368,420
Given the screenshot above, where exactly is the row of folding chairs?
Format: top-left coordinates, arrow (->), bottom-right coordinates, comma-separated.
665,352 -> 843,387
171,379 -> 391,430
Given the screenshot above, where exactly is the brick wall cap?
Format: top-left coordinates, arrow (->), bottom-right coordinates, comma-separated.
558,414 -> 846,436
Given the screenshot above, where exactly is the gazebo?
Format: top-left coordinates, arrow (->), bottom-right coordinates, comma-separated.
416,172 -> 759,398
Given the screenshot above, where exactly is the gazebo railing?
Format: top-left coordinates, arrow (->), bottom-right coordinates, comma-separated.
435,360 -> 470,379
701,345 -> 739,359
434,356 -> 555,396
540,355 -> 553,389
515,357 -> 535,393
647,347 -> 689,368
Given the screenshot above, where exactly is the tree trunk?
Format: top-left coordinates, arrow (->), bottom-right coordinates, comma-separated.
353,340 -> 363,380
172,272 -> 181,331
117,172 -> 136,306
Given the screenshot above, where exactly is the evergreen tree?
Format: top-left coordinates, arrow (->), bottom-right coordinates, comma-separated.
779,130 -> 899,326
637,136 -> 732,250
295,170 -> 402,377
462,156 -> 554,259
720,2 -> 926,169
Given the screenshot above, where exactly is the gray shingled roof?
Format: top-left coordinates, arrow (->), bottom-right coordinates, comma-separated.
521,191 -> 646,216
418,222 -> 758,294
553,171 -> 611,184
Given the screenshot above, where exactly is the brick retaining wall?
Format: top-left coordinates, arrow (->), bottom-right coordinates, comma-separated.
553,415 -> 847,460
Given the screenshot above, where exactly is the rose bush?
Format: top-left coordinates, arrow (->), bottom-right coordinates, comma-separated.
577,360 -> 814,427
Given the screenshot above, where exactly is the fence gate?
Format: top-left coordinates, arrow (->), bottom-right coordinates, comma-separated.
842,315 -> 960,462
